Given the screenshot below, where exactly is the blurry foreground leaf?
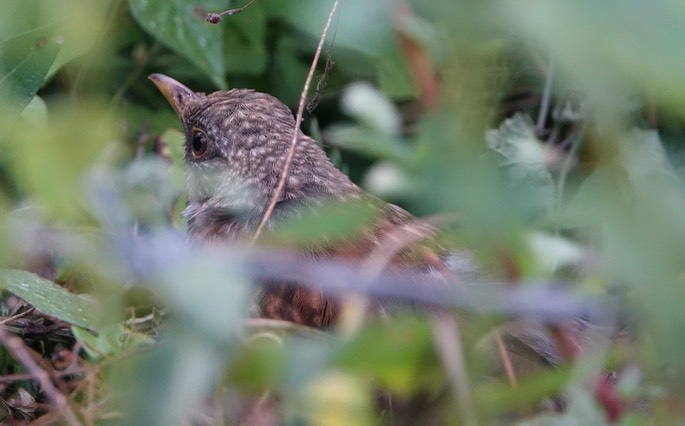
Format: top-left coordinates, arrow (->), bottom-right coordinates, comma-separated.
363,161 -> 411,199
514,385 -> 607,426
486,113 -> 555,216
527,232 -> 585,274
0,25 -> 61,111
73,323 -> 153,359
0,100 -> 122,220
302,371 -> 375,426
0,269 -> 100,331
333,318 -> 441,396
226,333 -> 286,391
20,95 -> 47,126
342,82 -> 401,136
0,0 -> 110,78
326,124 -> 411,161
475,368 -> 572,415
502,0 -> 685,115
116,336 -> 226,426
266,201 -> 379,246
156,256 -> 251,343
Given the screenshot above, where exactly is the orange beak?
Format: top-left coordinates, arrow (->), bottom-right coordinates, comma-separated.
148,73 -> 198,118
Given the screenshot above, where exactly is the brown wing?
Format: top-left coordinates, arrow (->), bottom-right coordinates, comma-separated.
255,201 -> 445,328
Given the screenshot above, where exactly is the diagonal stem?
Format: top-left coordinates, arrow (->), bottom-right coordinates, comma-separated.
252,0 -> 340,242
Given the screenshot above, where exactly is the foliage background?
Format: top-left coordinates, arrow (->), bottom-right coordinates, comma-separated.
0,0 -> 685,424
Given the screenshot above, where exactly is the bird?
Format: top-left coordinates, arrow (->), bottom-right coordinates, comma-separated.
148,74 -> 629,421
148,73 -> 455,329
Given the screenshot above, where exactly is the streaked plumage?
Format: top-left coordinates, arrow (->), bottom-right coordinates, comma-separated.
150,74 -> 452,327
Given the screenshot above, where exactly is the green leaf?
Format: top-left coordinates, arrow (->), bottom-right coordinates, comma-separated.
0,1 -> 108,78
325,124 -> 411,162
475,368 -> 572,414
264,0 -> 414,98
0,269 -> 100,331
0,25 -> 61,112
333,318 -> 442,395
159,258 -> 250,343
267,36 -> 311,103
527,232 -> 585,274
501,0 -> 685,115
73,324 -> 154,359
20,95 -> 47,126
341,82 -> 401,136
128,0 -> 228,88
265,201 -> 379,247
0,100 -> 119,220
486,113 -> 555,217
226,334 -> 286,390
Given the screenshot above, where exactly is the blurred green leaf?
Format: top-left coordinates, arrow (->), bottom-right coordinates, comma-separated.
157,257 -> 250,343
116,335 -> 227,426
486,113 -> 555,217
513,385 -> 607,426
0,1 -> 110,78
0,100 -> 122,220
73,323 -> 153,359
333,318 -> 442,395
265,0 -> 415,98
128,0 -> 228,88
20,95 -> 47,126
527,232 -> 585,274
0,269 -> 100,331
302,371 -> 376,426
226,334 -> 286,391
224,0 -> 267,74
159,128 -> 186,166
363,161 -> 411,199
501,1 -> 685,117
265,201 -> 379,247
619,129 -> 677,184
342,82 -> 401,136
0,25 -> 61,111
476,368 -> 572,414
267,36 -> 311,103
326,124 -> 411,161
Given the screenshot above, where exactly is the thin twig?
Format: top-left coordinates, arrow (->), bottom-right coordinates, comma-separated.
0,326 -> 81,426
0,307 -> 35,325
554,126 -> 584,233
206,0 -> 259,24
536,55 -> 555,134
0,367 -> 84,384
252,0 -> 341,242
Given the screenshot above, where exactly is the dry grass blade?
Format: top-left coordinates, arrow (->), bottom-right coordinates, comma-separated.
0,326 -> 81,426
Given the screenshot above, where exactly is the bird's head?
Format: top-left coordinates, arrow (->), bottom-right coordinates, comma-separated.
149,74 -> 358,236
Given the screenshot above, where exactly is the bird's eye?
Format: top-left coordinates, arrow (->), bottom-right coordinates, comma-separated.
190,128 -> 209,159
